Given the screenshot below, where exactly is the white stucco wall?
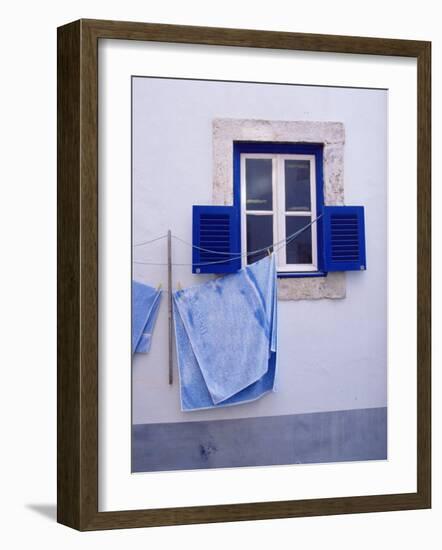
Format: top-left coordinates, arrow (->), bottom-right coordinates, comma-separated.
132,76 -> 387,424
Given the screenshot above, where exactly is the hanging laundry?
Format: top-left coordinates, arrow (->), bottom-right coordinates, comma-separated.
173,255 -> 277,411
132,281 -> 162,354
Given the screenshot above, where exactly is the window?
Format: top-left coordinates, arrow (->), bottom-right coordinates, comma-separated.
241,154 -> 318,271
193,131 -> 366,283
234,142 -> 324,276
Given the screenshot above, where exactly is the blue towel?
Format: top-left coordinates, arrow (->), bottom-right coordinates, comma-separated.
132,281 -> 162,354
173,255 -> 277,411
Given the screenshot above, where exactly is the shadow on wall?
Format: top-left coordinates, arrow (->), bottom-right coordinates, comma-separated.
25,503 -> 57,522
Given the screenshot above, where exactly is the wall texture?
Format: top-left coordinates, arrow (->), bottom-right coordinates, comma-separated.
132,77 -> 387,424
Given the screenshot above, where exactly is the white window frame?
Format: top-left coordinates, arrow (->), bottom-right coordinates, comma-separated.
240,153 -> 318,272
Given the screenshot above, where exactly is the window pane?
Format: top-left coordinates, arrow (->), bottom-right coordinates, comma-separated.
286,216 -> 312,264
246,215 -> 273,264
245,158 -> 273,211
284,160 -> 311,211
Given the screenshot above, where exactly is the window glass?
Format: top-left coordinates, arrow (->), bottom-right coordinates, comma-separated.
246,215 -> 273,264
284,159 -> 311,212
285,216 -> 312,264
242,153 -> 317,271
245,158 -> 273,211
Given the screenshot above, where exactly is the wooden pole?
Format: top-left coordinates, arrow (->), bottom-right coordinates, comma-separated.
167,229 -> 173,385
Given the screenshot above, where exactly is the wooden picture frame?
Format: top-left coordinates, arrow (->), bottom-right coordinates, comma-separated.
57,18 -> 431,530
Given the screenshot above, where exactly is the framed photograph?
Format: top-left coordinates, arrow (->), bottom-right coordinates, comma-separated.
57,19 -> 431,530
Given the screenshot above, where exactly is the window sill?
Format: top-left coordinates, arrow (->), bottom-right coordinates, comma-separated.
277,271 -> 327,279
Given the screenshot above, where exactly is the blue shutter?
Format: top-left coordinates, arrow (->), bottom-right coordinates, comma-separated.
192,205 -> 241,274
322,206 -> 366,272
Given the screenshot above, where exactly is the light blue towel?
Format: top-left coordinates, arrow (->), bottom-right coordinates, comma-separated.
132,281 -> 162,354
173,255 -> 277,411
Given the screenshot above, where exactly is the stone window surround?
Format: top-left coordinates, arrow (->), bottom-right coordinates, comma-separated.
212,118 -> 346,301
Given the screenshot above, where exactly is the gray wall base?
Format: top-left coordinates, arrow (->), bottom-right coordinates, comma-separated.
132,407 -> 387,473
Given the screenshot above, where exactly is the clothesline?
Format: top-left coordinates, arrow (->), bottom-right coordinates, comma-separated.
133,214 -> 322,267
